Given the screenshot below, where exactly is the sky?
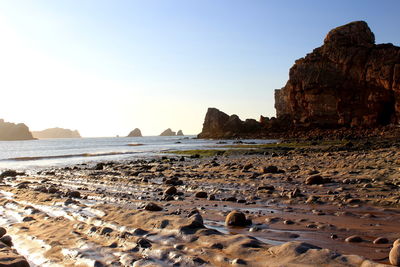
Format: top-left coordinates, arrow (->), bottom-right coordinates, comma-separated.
0,1 -> 399,137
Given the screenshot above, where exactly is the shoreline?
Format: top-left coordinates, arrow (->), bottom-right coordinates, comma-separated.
0,138 -> 399,266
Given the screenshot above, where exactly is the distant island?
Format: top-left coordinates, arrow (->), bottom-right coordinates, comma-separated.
127,128 -> 142,137
32,127 -> 81,139
160,128 -> 184,136
0,119 -> 34,141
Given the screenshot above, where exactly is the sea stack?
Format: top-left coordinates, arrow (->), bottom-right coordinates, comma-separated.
127,128 -> 142,137
0,119 -> 34,141
176,130 -> 184,136
32,128 -> 81,139
160,128 -> 176,136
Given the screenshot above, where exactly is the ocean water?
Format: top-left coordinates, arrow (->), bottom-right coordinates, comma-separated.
0,136 -> 275,171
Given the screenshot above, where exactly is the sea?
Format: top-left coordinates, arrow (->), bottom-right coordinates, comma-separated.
0,136 -> 276,171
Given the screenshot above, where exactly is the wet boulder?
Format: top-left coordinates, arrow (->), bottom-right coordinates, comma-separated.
225,210 -> 251,227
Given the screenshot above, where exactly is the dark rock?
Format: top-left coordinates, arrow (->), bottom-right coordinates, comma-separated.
0,235 -> 13,246
66,191 -> 81,198
0,228 -> 6,238
0,170 -> 18,178
164,186 -> 177,196
345,235 -> 363,243
194,191 -> 208,198
373,237 -> 389,244
262,165 -> 279,174
136,237 -> 152,248
144,202 -> 163,211
305,175 -> 326,185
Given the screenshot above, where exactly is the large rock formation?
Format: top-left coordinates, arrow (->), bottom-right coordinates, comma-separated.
176,130 -> 184,136
160,128 -> 176,136
275,21 -> 400,128
0,119 -> 34,141
198,108 -> 262,138
127,128 -> 142,137
32,128 -> 81,139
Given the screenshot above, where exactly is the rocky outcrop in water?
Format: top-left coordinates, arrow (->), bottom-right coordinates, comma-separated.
176,130 -> 184,136
160,128 -> 176,136
127,128 -> 142,137
275,21 -> 400,127
32,128 -> 81,139
197,108 -> 262,138
0,119 -> 34,141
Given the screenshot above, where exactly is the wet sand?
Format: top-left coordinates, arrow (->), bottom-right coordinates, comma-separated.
0,140 -> 399,266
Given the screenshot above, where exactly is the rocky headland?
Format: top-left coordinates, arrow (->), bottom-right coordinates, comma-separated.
127,128 -> 143,137
0,119 -> 34,141
198,21 -> 400,139
32,127 -> 81,139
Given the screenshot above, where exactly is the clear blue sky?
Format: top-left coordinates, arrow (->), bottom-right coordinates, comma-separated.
0,0 -> 399,136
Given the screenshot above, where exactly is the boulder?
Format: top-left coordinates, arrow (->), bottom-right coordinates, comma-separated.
225,210 -> 250,227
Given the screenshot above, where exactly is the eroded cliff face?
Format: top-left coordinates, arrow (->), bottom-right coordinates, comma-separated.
275,21 -> 400,127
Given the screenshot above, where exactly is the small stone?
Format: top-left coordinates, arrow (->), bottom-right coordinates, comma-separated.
373,237 -> 389,244
144,202 -> 163,211
389,245 -> 400,266
345,235 -> 363,243
284,220 -> 295,225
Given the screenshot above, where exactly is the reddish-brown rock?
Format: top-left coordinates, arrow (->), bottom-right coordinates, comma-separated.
197,108 -> 262,138
275,21 -> 400,127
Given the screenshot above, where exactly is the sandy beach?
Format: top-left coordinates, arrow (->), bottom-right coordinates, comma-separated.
0,139 -> 399,266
